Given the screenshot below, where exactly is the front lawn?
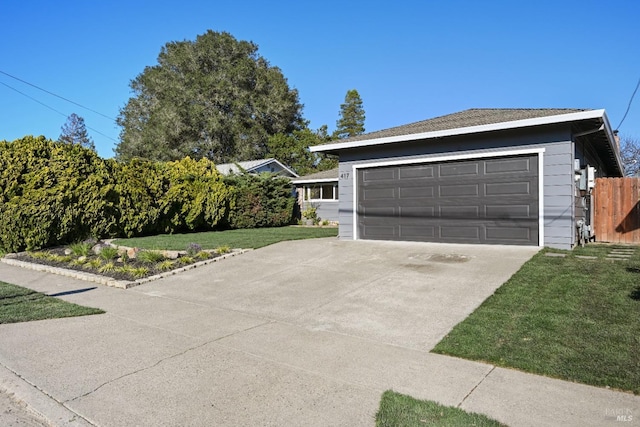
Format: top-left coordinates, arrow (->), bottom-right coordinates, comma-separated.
0,281 -> 104,324
113,226 -> 338,250
433,244 -> 640,394
376,390 -> 505,427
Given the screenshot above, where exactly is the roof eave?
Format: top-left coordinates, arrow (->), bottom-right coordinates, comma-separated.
311,109 -> 607,153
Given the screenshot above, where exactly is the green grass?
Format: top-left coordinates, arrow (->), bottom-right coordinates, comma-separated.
0,281 -> 104,324
113,226 -> 338,250
376,390 -> 506,427
433,244 -> 640,394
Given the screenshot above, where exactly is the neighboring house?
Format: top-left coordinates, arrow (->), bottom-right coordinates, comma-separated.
215,158 -> 299,178
310,108 -> 623,249
291,168 -> 340,222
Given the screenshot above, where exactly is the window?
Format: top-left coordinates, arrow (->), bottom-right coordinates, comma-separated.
305,184 -> 338,201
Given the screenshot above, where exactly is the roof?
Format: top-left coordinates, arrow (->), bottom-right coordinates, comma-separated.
339,108 -> 588,143
216,158 -> 298,177
291,168 -> 339,184
310,108 -> 623,176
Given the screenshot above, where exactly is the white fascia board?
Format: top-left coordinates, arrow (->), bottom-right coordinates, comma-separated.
311,110 -> 606,153
291,178 -> 338,184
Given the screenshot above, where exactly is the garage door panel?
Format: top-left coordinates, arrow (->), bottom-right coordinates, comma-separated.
399,186 -> 435,198
399,165 -> 434,179
399,225 -> 436,238
485,226 -> 532,241
484,157 -> 532,174
357,154 -> 539,246
363,187 -> 395,200
439,184 -> 480,197
399,206 -> 436,218
485,205 -> 531,218
440,206 -> 479,219
440,226 -> 480,239
485,182 -> 530,196
439,162 -> 479,177
363,169 -> 395,181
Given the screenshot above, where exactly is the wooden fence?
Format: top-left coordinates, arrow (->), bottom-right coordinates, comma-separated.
593,178 -> 640,244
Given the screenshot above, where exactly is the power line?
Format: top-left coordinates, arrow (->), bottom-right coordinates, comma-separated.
0,69 -> 116,121
616,76 -> 640,130
0,80 -> 118,143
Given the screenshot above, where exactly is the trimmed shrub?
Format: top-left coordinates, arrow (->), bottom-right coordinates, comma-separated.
224,172 -> 294,229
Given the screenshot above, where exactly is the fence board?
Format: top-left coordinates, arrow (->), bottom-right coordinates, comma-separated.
594,178 -> 640,244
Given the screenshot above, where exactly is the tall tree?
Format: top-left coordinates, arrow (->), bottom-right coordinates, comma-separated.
620,136 -> 640,176
59,113 -> 95,151
115,30 -> 304,163
266,125 -> 336,175
334,89 -> 365,139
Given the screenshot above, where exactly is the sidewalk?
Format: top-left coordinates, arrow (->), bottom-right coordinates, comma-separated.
0,240 -> 638,426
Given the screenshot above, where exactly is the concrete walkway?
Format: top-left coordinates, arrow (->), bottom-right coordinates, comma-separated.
0,238 -> 638,426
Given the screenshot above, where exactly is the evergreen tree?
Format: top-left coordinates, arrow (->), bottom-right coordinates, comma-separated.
115,30 -> 304,163
334,89 -> 365,139
59,113 -> 95,151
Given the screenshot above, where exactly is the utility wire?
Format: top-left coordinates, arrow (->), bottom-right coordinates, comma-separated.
0,69 -> 116,121
0,80 -> 118,143
616,76 -> 640,130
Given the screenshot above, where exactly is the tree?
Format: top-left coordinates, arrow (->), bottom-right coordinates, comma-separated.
115,30 -> 304,163
59,113 -> 95,151
266,125 -> 336,175
334,89 -> 365,139
620,136 -> 640,177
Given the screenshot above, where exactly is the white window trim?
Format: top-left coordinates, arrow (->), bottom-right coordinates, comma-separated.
305,183 -> 339,202
352,148 -> 545,246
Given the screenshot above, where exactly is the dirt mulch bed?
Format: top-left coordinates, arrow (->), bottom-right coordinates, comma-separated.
13,247 -> 224,282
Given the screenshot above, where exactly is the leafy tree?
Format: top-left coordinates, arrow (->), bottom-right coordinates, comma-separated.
620,136 -> 640,177
266,125 -> 336,175
115,30 -> 304,163
59,113 -> 95,151
334,89 -> 365,139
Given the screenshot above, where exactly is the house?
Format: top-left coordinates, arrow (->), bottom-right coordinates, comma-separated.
215,158 -> 298,178
310,108 -> 623,249
291,168 -> 340,223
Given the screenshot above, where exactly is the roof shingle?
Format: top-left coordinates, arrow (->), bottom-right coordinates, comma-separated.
337,108 -> 590,143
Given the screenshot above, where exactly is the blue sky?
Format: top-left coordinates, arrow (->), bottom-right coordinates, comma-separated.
2,0 -> 639,158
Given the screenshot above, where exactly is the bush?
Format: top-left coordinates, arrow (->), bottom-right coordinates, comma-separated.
0,136 -> 296,252
0,136 -> 117,251
224,172 -> 294,229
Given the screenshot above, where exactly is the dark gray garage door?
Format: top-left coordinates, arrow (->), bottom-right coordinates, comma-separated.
357,154 -> 539,245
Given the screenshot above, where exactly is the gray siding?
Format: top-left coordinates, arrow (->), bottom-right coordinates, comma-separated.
337,125 -> 576,249
300,200 -> 340,222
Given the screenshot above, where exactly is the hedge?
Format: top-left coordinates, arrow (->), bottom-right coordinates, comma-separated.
0,136 -> 295,252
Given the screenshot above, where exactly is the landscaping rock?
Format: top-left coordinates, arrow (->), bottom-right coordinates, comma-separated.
77,256 -> 87,262
126,247 -> 140,259
64,248 -> 72,255
92,243 -> 109,255
162,250 -> 180,260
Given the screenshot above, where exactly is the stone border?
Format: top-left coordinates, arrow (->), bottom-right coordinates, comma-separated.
1,249 -> 251,289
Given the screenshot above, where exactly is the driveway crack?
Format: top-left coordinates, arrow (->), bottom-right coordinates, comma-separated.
457,365 -> 495,408
65,320 -> 272,404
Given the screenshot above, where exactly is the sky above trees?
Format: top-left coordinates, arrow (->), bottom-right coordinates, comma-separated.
1,0 -> 639,158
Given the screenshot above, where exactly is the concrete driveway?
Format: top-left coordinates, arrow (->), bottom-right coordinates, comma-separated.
1,238 -> 638,426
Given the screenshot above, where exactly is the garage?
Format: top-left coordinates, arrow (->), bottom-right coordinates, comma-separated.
357,153 -> 539,245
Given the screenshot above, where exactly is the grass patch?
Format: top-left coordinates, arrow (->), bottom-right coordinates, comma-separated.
376,390 -> 505,427
113,226 -> 338,250
0,281 -> 104,324
433,244 -> 640,394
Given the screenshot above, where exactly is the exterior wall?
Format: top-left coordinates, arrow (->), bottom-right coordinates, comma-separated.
295,186 -> 340,222
337,125 -> 576,249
